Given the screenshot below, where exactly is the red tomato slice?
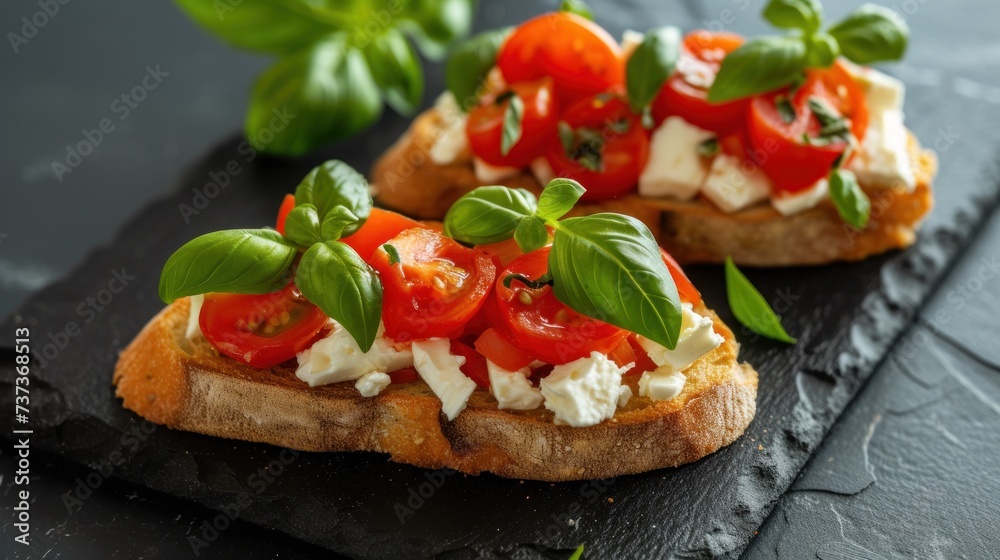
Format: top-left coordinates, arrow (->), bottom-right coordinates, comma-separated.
652,31 -> 749,133
341,208 -> 427,261
275,194 -> 296,235
370,228 -> 497,342
475,327 -> 535,371
626,334 -> 658,376
467,77 -> 559,168
200,283 -> 328,368
389,367 -> 420,384
498,12 -> 624,103
544,94 -> 649,201
748,61 -> 869,194
606,337 -> 637,370
449,339 -> 490,389
495,246 -> 628,365
660,248 -> 701,305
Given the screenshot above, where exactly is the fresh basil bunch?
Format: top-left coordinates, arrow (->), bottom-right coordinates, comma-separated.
444,178 -> 685,350
175,0 -> 474,156
708,1 -> 909,103
159,160 -> 383,351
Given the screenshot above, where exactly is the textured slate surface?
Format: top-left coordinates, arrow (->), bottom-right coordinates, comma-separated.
2,0 -> 999,559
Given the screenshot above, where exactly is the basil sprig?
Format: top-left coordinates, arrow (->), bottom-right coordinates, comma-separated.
625,26 -> 681,113
445,179 -> 683,350
175,0 -> 474,155
724,257 -> 797,344
708,1 -> 909,103
158,160 -> 383,351
500,92 -> 524,156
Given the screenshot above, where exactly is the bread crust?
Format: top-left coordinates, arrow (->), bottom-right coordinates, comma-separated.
372,107 -> 938,266
114,298 -> 758,481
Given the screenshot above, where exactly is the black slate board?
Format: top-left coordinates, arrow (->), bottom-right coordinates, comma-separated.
3,1 -> 1000,558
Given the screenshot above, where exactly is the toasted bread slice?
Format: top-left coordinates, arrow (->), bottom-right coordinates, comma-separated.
372,106 -> 938,266
114,297 -> 757,481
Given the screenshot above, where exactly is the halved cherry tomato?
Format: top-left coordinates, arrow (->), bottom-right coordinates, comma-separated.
475,327 -> 535,371
389,367 -> 420,384
370,228 -> 497,342
498,12 -> 624,103
275,194 -> 296,235
495,246 -> 628,364
652,31 -> 749,133
748,61 -> 869,194
660,248 -> 701,305
467,77 -> 559,168
341,208 -> 427,261
200,283 -> 328,368
450,340 -> 490,389
544,94 -> 649,201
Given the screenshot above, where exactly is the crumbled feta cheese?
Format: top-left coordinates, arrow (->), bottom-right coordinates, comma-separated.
637,307 -> 723,370
539,352 -> 629,427
429,92 -> 469,165
771,179 -> 829,216
186,294 -> 204,339
844,63 -> 905,112
700,153 -> 772,213
639,116 -> 715,200
295,323 -> 412,387
617,385 -> 633,408
487,360 -> 543,410
411,338 -> 477,420
849,110 -> 916,191
355,372 -> 391,397
639,366 -> 687,401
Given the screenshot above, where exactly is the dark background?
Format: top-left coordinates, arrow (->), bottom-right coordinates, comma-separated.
2,0 -> 999,558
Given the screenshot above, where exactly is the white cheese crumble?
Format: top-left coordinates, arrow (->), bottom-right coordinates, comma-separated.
473,157 -> 521,183
539,352 -> 630,427
295,322 -> 412,387
355,371 -> 391,397
637,306 -> 723,370
411,338 -> 477,421
639,116 -> 715,200
639,366 -> 687,401
186,294 -> 204,340
487,360 -> 543,410
429,92 -> 469,166
700,153 -> 773,213
617,385 -> 633,408
771,179 -> 829,216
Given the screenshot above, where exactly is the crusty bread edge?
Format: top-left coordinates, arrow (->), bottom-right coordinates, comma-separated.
114,298 -> 758,481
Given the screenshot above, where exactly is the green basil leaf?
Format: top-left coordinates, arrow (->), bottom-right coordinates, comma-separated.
536,178 -> 586,221
829,169 -> 871,229
514,216 -> 549,253
445,28 -> 512,111
805,32 -> 840,68
321,206 -> 360,241
159,229 -> 297,303
296,241 -> 382,352
724,257 -> 797,344
501,92 -> 524,157
400,0 -> 474,60
383,243 -> 401,265
828,4 -> 909,64
568,544 -> 585,560
625,26 -> 681,112
443,186 -> 538,245
294,159 -> 372,235
363,28 -> 424,116
549,214 -> 682,350
245,37 -> 382,156
173,0 -> 342,55
707,36 -> 807,103
560,0 -> 593,20
283,204 -> 322,246
762,0 -> 823,33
